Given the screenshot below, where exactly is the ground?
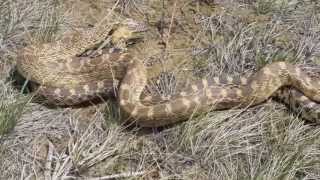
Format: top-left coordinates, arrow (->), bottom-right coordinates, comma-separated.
0,0 -> 320,179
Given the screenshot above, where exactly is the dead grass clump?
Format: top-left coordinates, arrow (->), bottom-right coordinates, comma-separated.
0,0 -> 320,179
0,81 -> 27,135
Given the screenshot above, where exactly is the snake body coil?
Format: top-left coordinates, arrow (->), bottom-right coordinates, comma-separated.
16,19 -> 320,127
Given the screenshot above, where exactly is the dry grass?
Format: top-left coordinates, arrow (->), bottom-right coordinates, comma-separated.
1,0 -> 320,179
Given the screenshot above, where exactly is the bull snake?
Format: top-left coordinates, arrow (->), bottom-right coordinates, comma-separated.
16,19 -> 320,127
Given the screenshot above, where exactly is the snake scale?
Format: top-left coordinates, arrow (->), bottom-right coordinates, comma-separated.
16,19 -> 320,127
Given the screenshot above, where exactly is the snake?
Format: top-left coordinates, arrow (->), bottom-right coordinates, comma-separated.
16,19 -> 320,127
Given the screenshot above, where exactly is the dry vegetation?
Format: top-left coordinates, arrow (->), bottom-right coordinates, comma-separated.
1,0 -> 320,179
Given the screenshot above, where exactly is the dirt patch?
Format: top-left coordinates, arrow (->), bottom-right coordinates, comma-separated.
1,0 -> 320,179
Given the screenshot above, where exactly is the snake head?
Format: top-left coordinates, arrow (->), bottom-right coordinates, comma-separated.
111,18 -> 148,46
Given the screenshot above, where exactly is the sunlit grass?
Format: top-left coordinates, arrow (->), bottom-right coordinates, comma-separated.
0,0 -> 319,179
